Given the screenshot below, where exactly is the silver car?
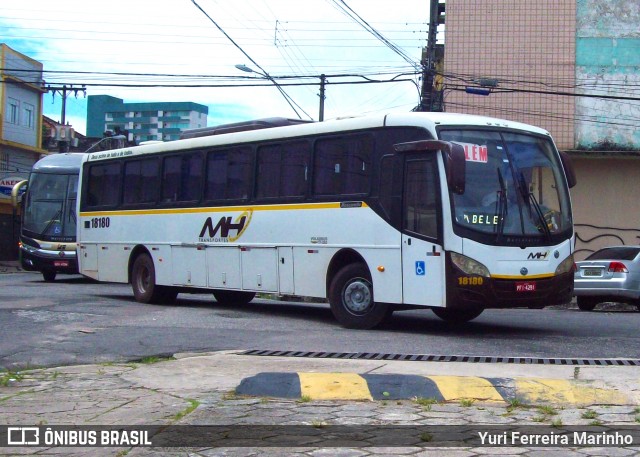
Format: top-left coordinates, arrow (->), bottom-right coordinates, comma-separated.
574,246 -> 640,311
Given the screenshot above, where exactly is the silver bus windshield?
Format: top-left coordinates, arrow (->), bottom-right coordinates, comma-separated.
23,173 -> 78,240
439,129 -> 572,244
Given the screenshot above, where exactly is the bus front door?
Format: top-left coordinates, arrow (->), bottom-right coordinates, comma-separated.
401,156 -> 445,306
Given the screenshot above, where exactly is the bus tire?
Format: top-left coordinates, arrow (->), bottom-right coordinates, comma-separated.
576,297 -> 598,311
432,306 -> 483,323
329,263 -> 388,329
131,253 -> 177,304
213,290 -> 256,305
42,270 -> 57,282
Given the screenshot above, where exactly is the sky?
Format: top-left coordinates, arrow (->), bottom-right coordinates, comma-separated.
1,0 -> 434,136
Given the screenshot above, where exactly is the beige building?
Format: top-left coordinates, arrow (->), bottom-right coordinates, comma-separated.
0,44 -> 47,260
441,0 -> 640,259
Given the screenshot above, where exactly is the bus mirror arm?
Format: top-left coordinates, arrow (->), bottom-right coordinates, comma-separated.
11,180 -> 28,210
393,140 -> 466,194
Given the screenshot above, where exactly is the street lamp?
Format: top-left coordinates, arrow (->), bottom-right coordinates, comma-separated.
235,64 -> 307,120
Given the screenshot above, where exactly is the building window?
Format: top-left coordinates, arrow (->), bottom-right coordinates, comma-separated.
23,103 -> 35,129
7,98 -> 19,124
0,152 -> 8,171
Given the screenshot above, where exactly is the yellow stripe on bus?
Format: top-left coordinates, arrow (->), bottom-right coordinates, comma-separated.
298,372 -> 373,401
427,375 -> 504,403
80,201 -> 368,218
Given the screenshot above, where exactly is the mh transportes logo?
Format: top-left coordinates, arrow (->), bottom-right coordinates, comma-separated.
198,210 -> 253,243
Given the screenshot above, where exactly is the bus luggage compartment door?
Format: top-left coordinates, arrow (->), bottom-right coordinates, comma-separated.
171,245 -> 208,287
241,247 -> 278,292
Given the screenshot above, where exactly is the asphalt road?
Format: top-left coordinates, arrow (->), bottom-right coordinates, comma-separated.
1,272 -> 640,370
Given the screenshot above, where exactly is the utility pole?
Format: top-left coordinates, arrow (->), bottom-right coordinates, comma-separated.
419,0 -> 444,112
318,74 -> 326,121
46,84 -> 85,152
46,84 -> 86,125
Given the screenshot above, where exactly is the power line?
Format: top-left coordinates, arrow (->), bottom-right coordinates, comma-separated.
190,0 -> 310,120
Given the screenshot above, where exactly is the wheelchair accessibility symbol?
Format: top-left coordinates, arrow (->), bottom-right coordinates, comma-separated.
415,261 -> 426,276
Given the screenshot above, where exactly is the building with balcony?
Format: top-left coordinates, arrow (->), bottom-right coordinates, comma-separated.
86,95 -> 208,143
0,44 -> 47,260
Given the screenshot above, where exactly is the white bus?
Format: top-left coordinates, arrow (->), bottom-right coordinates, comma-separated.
76,113 -> 577,329
12,153 -> 84,281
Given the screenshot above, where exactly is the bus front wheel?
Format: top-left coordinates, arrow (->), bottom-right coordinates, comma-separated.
131,253 -> 177,304
329,263 -> 388,329
432,306 -> 483,324
42,270 -> 56,282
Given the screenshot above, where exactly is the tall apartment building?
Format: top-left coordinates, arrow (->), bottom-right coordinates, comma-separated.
441,0 -> 640,258
0,44 -> 47,260
86,95 -> 208,143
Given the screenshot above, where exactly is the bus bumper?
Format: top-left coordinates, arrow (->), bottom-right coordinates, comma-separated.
446,267 -> 574,310
20,246 -> 79,275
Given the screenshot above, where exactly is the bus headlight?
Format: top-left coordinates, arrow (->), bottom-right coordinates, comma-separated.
450,252 -> 490,277
555,255 -> 575,275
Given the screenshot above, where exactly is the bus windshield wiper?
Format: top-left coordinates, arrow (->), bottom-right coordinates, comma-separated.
43,209 -> 63,236
518,172 -> 551,240
494,167 -> 508,240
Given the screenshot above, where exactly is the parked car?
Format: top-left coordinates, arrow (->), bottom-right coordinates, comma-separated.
574,246 -> 640,311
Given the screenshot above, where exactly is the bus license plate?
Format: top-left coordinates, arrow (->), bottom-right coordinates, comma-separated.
54,260 -> 69,267
516,282 -> 536,292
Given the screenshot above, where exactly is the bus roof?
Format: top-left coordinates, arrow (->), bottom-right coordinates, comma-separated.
84,112 -> 552,163
33,153 -> 85,173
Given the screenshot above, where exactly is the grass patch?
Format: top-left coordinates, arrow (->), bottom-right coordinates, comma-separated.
0,371 -> 25,387
173,399 -> 200,422
459,398 -> 475,407
550,418 -> 563,428
137,355 -> 176,365
581,410 -> 597,420
297,394 -> 312,403
537,405 -> 557,416
414,397 -> 438,407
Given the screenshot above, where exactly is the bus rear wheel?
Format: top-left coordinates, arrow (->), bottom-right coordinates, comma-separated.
432,306 -> 483,324
42,270 -> 57,282
213,290 -> 256,305
131,253 -> 177,304
329,263 -> 388,329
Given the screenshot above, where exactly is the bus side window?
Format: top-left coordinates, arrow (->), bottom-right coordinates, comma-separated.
403,159 -> 438,239
257,141 -> 309,199
313,135 -> 372,197
87,163 -> 121,208
205,147 -> 252,201
161,153 -> 202,203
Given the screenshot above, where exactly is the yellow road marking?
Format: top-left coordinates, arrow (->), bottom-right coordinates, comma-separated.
298,372 -> 373,401
514,378 -> 629,405
427,375 -> 504,402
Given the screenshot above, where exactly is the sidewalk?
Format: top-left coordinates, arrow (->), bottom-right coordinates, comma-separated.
1,350 -> 639,456
0,260 -> 23,274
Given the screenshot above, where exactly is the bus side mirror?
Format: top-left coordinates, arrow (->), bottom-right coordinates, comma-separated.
11,180 -> 28,210
393,140 -> 466,195
445,142 -> 466,195
559,151 -> 576,188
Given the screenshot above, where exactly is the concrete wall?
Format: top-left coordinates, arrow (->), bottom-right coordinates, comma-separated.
575,0 -> 640,150
571,156 -> 640,259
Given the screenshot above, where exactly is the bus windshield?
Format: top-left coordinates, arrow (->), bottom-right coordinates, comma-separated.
439,129 -> 572,244
23,172 -> 78,240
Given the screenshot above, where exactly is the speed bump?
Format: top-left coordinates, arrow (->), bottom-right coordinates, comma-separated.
235,372 -> 631,406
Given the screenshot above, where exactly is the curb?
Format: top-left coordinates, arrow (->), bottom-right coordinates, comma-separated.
236,372 -> 632,406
